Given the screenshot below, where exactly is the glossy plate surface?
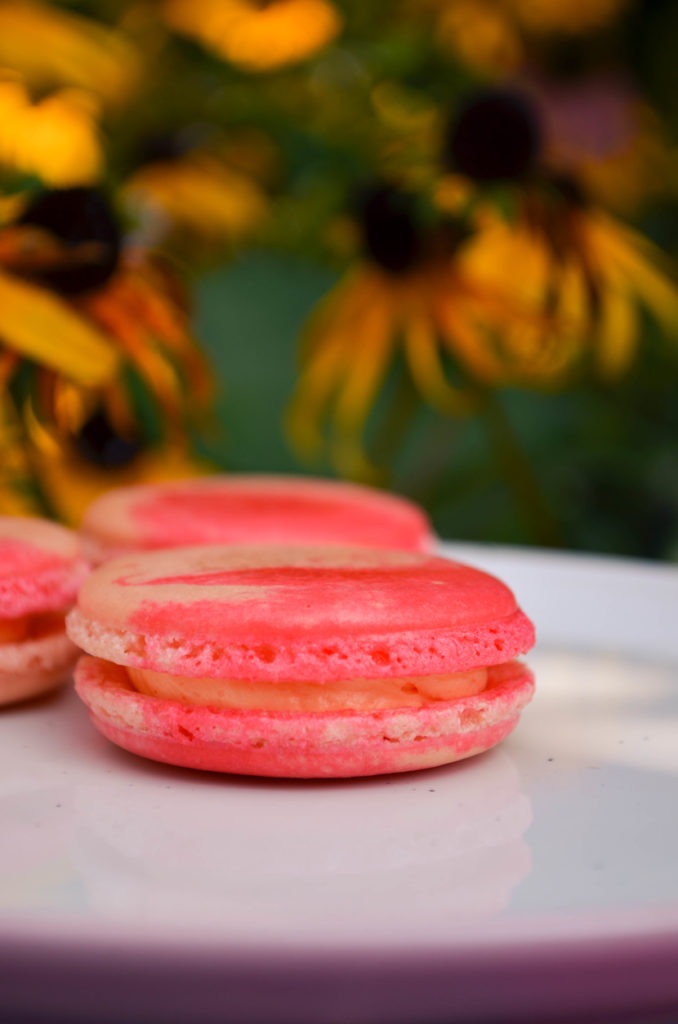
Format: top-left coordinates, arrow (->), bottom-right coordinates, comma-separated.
1,543 -> 677,1023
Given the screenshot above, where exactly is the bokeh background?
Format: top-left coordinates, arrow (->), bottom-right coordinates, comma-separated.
1,0 -> 678,559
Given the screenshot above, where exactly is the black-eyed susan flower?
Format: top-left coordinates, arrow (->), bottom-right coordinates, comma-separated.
462,184 -> 678,379
163,0 -> 341,72
287,183 -> 547,478
443,89 -> 678,380
0,187 -> 211,521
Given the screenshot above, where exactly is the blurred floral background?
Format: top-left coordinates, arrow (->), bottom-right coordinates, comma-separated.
1,0 -> 677,558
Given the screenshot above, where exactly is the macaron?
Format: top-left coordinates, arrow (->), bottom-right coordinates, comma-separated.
78,474 -> 434,563
0,516 -> 88,706
67,545 -> 535,778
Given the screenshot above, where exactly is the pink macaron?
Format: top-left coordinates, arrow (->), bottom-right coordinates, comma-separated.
0,516 -> 88,706
67,545 -> 535,778
78,474 -> 434,563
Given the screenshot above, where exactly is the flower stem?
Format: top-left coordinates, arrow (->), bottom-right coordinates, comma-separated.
482,391 -> 563,547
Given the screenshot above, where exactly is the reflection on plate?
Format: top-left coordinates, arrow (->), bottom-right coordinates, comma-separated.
72,749 -> 531,935
0,784 -> 76,912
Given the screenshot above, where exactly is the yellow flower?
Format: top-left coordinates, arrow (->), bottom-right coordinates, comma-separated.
0,75 -> 102,186
287,184 -> 547,478
462,191 -> 678,379
124,150 -> 269,254
0,187 -> 212,521
439,86 -> 678,379
0,0 -> 139,105
163,0 -> 341,72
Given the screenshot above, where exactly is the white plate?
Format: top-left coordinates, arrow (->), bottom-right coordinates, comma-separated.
1,544 -> 678,1023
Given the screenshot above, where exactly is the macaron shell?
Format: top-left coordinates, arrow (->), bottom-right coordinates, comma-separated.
0,516 -> 88,617
80,475 -> 435,557
68,545 -> 535,681
0,630 -> 79,706
74,657 -> 535,778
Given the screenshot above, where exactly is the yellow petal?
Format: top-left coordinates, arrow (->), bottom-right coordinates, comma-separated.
287,270 -> 385,455
286,329 -> 352,455
404,311 -> 470,413
595,276 -> 638,376
533,258 -> 589,379
300,268 -> 378,361
164,0 -> 341,71
588,213 -> 678,332
435,290 -> 505,382
461,219 -> 550,308
329,295 -> 393,481
81,267 -> 212,407
0,271 -> 118,386
13,88 -> 102,186
332,292 -> 393,434
0,1 -> 140,105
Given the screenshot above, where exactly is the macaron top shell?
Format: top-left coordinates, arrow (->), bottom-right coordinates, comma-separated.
67,545 -> 535,682
0,516 -> 88,617
79,475 -> 434,555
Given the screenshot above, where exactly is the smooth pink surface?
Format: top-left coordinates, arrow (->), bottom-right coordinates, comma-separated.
0,516 -> 87,617
74,656 -> 535,777
79,475 -> 435,557
68,546 -> 536,681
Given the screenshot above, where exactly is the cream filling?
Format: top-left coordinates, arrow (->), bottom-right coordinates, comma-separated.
0,611 -> 65,645
126,665 -> 489,712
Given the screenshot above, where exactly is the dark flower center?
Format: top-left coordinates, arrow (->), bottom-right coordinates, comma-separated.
547,171 -> 587,207
444,89 -> 542,182
18,187 -> 121,295
73,408 -> 142,470
358,184 -> 423,274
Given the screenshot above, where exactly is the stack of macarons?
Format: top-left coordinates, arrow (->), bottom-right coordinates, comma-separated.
0,516 -> 87,706
6,474 -> 536,778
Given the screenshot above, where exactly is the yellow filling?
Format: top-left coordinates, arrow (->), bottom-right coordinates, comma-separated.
0,611 -> 64,644
127,665 -> 488,712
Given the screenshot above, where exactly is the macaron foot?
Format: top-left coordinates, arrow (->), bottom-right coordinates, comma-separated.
0,630 -> 80,707
0,666 -> 71,707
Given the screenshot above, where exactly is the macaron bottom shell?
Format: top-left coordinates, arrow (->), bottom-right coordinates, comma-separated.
74,657 -> 535,778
